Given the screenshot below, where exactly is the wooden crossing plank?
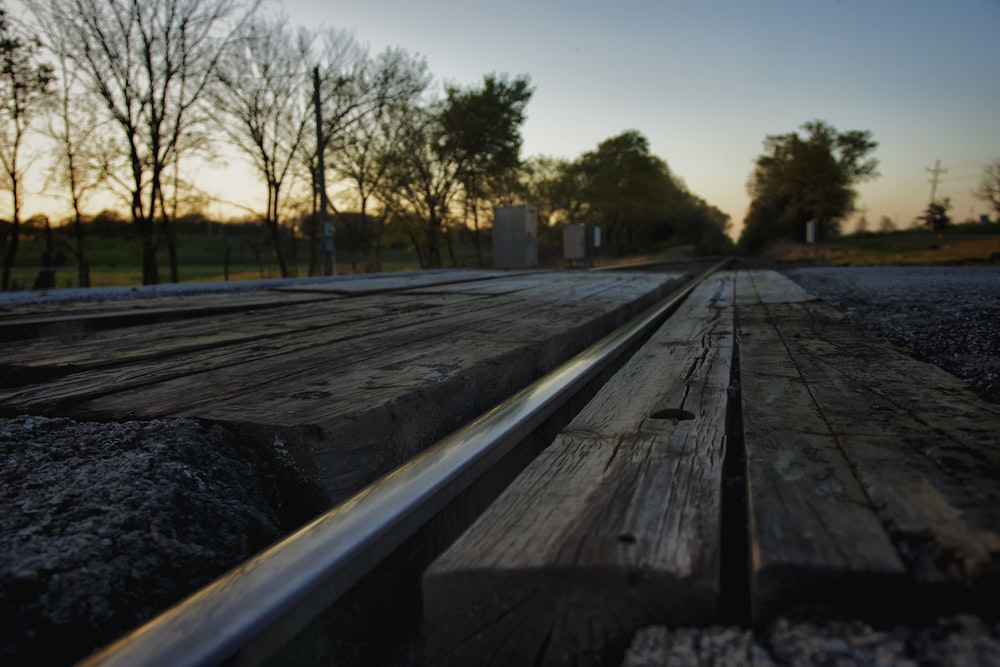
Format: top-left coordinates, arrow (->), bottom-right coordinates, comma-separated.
1,271 -> 686,504
423,272 -> 736,667
0,291 -> 497,387
736,269 -> 1000,621
271,269 -> 526,295
0,290 -> 335,341
0,275 -> 667,415
736,271 -> 906,621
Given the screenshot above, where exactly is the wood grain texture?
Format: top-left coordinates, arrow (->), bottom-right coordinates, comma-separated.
737,269 -> 1000,621
0,271 -> 686,505
737,271 -> 905,621
423,273 -> 736,667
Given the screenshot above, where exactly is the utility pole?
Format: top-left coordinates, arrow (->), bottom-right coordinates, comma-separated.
926,159 -> 947,206
314,66 -> 334,276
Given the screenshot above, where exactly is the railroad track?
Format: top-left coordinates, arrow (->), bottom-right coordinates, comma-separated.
74,259 -> 731,667
9,259 -> 996,666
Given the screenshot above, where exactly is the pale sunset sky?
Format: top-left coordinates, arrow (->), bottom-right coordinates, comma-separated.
16,0 -> 1000,239
280,0 -> 1000,236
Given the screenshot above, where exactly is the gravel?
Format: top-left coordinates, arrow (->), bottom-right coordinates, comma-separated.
0,416 -> 325,666
624,613 -> 1000,667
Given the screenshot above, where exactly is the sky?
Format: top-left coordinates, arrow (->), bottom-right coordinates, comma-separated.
273,0 -> 1000,236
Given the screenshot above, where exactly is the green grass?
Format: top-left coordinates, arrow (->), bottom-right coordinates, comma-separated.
763,225 -> 1000,266
1,225 -> 491,290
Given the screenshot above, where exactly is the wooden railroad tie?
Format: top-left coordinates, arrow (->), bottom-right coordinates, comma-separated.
423,269 -> 1000,666
424,272 -> 737,666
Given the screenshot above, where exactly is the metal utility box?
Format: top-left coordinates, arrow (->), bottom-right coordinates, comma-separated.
493,205 -> 538,269
563,224 -> 587,267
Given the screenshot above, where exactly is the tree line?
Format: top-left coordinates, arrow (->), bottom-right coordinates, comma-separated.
0,0 -> 735,290
737,119 -> 1000,252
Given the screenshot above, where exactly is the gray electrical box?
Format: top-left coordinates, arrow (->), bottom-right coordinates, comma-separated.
493,205 -> 538,269
563,223 -> 586,267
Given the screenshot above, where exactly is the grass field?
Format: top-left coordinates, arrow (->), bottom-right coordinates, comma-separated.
761,225 -> 1000,266
4,221 -> 998,291
1,226 -> 448,290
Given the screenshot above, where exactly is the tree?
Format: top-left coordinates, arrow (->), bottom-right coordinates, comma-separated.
517,134 -> 732,258
573,131 -> 672,255
918,197 -> 951,231
0,4 -> 53,290
520,155 -> 587,227
29,0 -> 258,284
739,120 -> 878,252
439,74 -> 533,266
571,130 -> 730,256
380,105 -> 456,269
974,158 -> 1000,219
376,74 -> 533,270
333,47 -> 429,272
43,49 -> 110,287
213,15 -> 315,278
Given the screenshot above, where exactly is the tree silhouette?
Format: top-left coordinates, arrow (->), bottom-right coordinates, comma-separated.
975,158 -> 1000,219
29,0 -> 257,284
919,198 -> 951,231
0,4 -> 53,290
739,120 -> 878,252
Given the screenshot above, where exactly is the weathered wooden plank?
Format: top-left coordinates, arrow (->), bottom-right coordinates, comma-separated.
2,271 -> 684,503
270,269 -> 527,295
0,291 -> 497,386
423,273 -> 735,667
0,272 -> 674,387
737,269 -> 1000,622
733,269 -> 813,306
0,270 -> 550,343
737,270 -> 907,621
0,290 -> 337,341
0,274 -> 672,414
748,276 -> 1000,607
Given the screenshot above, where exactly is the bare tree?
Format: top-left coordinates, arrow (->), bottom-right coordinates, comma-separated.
28,0 -> 258,284
299,28 -> 367,275
0,4 -> 53,290
333,47 -> 428,272
42,49 -> 111,287
975,158 -> 1000,219
212,14 -> 313,278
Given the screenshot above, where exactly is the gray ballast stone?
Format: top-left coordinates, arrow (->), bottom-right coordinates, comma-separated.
0,415 -> 321,666
623,613 -> 1000,667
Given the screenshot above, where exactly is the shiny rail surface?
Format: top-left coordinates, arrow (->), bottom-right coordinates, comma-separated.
79,258 -> 730,667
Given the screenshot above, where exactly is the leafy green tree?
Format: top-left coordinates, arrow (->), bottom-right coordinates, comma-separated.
574,131 -> 674,255
439,74 -> 533,266
379,105 -> 455,269
0,4 -> 53,290
569,130 -> 731,256
378,74 -> 532,269
739,120 -> 878,253
519,155 -> 586,226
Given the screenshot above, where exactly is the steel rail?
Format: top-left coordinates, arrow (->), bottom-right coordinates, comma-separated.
80,257 -> 730,667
